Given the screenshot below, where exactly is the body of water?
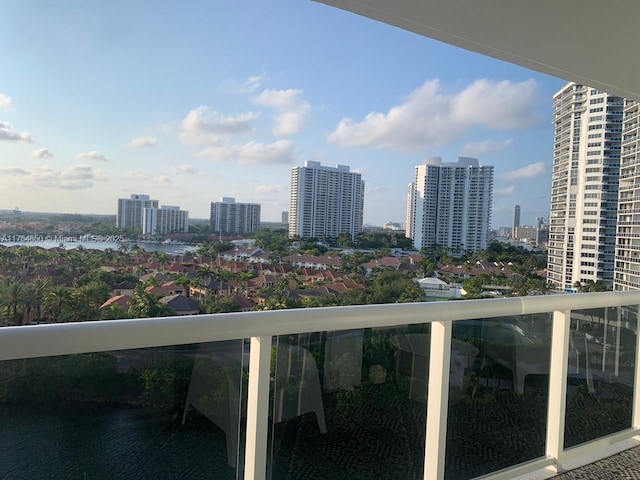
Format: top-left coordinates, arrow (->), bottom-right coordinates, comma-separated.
0,238 -> 198,255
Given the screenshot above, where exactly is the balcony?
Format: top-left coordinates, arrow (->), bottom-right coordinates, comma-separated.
1,292 -> 640,480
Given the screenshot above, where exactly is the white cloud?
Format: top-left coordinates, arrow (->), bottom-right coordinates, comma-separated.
352,167 -> 367,175
328,79 -> 539,152
171,164 -> 199,175
123,170 -> 172,187
3,164 -> 107,190
0,167 -> 29,175
129,136 -> 157,149
255,184 -> 285,194
31,148 -> 54,159
149,175 -> 172,188
460,139 -> 513,157
218,74 -> 266,94
196,139 -> 295,165
494,186 -> 516,197
255,89 -> 311,136
451,79 -> 539,129
0,122 -> 33,143
180,106 -> 259,146
75,150 -> 108,162
0,94 -> 12,110
502,162 -> 547,181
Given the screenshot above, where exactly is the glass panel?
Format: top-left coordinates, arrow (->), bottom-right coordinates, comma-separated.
446,313 -> 552,479
564,305 -> 637,448
268,325 -> 430,479
0,340 -> 247,479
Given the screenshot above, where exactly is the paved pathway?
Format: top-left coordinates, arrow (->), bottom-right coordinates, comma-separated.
556,445 -> 640,479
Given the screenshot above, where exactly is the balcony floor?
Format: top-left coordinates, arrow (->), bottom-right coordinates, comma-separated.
556,445 -> 640,478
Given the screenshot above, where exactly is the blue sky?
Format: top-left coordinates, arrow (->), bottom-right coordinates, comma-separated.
0,0 -> 564,228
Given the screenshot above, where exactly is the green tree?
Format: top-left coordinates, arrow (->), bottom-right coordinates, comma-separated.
0,278 -> 28,325
43,285 -> 71,323
128,284 -> 175,318
202,295 -> 241,314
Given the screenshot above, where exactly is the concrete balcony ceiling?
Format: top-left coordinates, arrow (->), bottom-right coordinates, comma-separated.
314,0 -> 640,102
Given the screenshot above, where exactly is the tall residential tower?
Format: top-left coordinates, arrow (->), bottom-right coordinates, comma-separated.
615,99 -> 640,290
210,197 -> 261,235
406,157 -> 493,252
116,194 -> 159,230
547,83 -> 623,291
142,206 -> 189,236
289,161 -> 364,241
513,205 -> 521,238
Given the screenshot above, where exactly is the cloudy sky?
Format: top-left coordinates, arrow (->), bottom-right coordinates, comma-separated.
0,0 -> 564,228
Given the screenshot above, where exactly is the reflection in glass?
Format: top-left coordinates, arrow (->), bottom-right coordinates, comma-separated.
446,314 -> 551,479
0,342 -> 246,479
564,306 -> 637,448
268,325 -> 429,479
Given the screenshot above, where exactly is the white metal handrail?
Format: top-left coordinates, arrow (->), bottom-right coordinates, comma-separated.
2,290 -> 640,480
1,291 -> 639,362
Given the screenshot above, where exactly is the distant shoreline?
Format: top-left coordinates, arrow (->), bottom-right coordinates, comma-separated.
0,240 -> 198,254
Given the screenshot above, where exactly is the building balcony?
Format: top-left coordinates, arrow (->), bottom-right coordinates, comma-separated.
2,293 -> 640,480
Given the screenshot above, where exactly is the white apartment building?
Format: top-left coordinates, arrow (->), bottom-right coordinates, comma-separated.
406,157 -> 493,252
210,197 -> 261,235
547,83 -> 623,291
289,161 -> 364,241
116,194 -> 158,230
142,206 -> 189,236
615,99 -> 640,290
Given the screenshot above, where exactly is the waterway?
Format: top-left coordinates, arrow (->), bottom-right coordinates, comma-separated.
0,238 -> 198,255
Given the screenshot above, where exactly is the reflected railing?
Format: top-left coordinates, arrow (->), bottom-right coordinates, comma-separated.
1,292 -> 640,480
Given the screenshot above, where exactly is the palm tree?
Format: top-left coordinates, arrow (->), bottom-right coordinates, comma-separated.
25,278 -> 50,323
0,278 -> 27,325
157,253 -> 170,272
128,285 -> 174,318
43,285 -> 71,323
173,274 -> 192,297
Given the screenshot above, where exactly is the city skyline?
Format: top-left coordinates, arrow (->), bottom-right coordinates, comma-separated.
1,1 -> 561,228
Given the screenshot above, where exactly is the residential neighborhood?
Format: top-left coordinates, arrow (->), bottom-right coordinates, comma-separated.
0,235 -> 549,326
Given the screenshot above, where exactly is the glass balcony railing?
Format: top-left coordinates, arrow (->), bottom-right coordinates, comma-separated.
1,292 -> 640,480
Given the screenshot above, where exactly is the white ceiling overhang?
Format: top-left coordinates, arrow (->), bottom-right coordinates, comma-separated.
314,0 -> 640,101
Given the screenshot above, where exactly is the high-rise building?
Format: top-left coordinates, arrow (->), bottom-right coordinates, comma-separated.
117,194 -> 159,230
513,205 -> 521,238
210,197 -> 261,235
289,161 -> 364,241
615,99 -> 640,290
281,211 -> 289,225
547,83 -> 623,291
142,206 -> 189,236
406,157 -> 493,252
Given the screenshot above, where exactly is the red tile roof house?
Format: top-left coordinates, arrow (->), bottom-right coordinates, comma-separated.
99,294 -> 131,312
297,268 -> 321,284
252,275 -> 278,288
232,294 -> 256,312
360,257 -> 402,275
282,254 -> 342,271
145,281 -> 187,297
436,261 -> 515,280
219,247 -> 265,263
321,270 -> 344,282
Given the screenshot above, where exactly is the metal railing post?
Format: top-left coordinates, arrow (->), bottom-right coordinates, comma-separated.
424,320 -> 452,480
546,309 -> 571,472
632,306 -> 640,429
244,336 -> 272,480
